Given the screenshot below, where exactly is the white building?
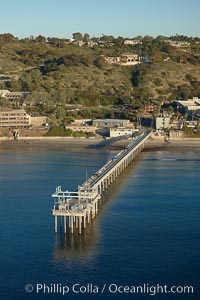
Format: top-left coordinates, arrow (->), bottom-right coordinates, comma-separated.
168,40 -> 190,47
177,97 -> 200,112
104,56 -> 120,65
124,39 -> 142,45
156,116 -> 170,130
109,127 -> 138,138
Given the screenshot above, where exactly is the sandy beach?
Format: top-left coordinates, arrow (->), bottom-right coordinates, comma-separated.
0,136 -> 200,153
145,138 -> 200,151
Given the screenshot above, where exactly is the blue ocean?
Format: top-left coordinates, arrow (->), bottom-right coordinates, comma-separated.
0,143 -> 200,299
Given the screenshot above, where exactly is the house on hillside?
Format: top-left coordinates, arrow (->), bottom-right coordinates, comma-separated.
124,39 -> 142,45
120,53 -> 140,66
0,89 -> 29,99
104,56 -> 120,65
168,40 -> 190,47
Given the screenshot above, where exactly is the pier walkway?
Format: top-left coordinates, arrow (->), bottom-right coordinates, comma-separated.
52,130 -> 151,234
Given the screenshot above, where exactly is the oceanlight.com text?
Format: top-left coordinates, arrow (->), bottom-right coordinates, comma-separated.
25,282 -> 195,296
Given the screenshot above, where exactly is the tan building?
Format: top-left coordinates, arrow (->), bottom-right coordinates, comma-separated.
65,125 -> 97,133
0,108 -> 46,128
71,119 -> 92,125
144,104 -> 157,113
0,90 -> 29,99
0,108 -> 30,128
169,130 -> 184,139
30,116 -> 47,127
120,53 -> 140,66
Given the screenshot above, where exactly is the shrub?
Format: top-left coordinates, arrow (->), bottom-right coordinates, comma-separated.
45,126 -> 72,136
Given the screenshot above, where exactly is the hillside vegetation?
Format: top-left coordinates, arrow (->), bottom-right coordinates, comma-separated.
0,33 -> 200,123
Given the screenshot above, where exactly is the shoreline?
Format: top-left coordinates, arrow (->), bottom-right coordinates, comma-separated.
145,138 -> 200,150
0,136 -> 200,152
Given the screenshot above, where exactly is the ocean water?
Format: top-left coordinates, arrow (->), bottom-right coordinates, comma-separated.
0,144 -> 200,300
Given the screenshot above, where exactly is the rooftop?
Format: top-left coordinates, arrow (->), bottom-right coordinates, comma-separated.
0,108 -> 27,113
177,98 -> 200,106
93,119 -> 130,122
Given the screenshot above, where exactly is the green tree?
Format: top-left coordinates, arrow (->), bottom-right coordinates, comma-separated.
152,50 -> 163,63
46,126 -> 66,136
7,79 -> 21,92
0,33 -> 14,48
166,106 -> 174,115
72,32 -> 83,41
83,33 -> 90,42
20,69 -> 42,91
35,35 -> 46,43
197,119 -> 200,130
100,35 -> 114,42
0,97 -> 11,107
65,128 -> 73,136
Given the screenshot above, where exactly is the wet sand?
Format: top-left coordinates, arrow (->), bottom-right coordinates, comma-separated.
145,138 -> 200,150
0,137 -> 200,153
0,137 -> 126,153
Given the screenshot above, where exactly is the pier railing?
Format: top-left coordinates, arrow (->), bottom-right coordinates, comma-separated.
52,130 -> 151,234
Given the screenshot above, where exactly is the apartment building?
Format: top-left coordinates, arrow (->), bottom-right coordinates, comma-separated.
0,108 -> 30,128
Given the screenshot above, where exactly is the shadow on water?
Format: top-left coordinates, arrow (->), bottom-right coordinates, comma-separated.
53,154 -> 143,263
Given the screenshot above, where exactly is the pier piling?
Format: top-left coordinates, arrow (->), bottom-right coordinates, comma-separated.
52,131 -> 151,234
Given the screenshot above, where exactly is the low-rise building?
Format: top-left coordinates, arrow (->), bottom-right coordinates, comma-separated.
156,116 -> 170,130
0,108 -> 47,128
0,76 -> 11,82
0,89 -> 29,99
139,56 -> 152,63
109,127 -> 138,138
102,54 -> 151,66
30,116 -> 47,127
169,120 -> 183,130
120,53 -> 140,66
124,39 -> 142,45
144,104 -> 157,113
71,119 -> 92,126
93,119 -> 131,128
104,56 -> 120,65
0,108 -> 30,128
0,90 -> 10,97
65,125 -> 97,133
177,97 -> 200,113
169,130 -> 184,139
168,40 -> 190,47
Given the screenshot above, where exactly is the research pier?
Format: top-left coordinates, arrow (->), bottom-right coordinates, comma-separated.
52,131 -> 151,234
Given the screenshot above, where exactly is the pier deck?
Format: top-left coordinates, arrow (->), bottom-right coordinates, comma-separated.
52,130 -> 151,234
